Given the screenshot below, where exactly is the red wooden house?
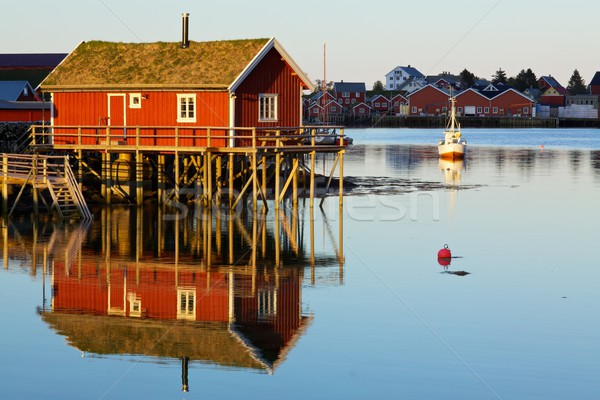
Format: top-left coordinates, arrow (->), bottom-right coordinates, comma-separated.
391,94 -> 408,115
352,102 -> 371,116
368,94 -> 391,115
333,81 -> 366,111
407,85 -> 450,116
0,81 -> 50,122
455,88 -> 490,116
40,37 -> 313,147
538,76 -> 566,106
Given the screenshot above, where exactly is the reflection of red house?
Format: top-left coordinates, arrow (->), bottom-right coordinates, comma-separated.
408,85 -> 449,116
40,37 -> 313,147
45,258 -> 308,372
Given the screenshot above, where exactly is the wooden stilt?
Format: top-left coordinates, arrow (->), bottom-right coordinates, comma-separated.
136,152 -> 143,206
228,154 -> 234,209
275,152 -> 281,210
157,155 -> 165,206
2,154 -> 8,217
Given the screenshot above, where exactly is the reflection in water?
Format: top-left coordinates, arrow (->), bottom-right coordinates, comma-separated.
2,206 -> 344,390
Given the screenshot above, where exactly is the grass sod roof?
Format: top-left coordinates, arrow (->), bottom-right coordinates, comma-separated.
41,38 -> 271,89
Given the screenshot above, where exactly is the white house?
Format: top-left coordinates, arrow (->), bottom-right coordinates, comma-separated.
385,65 -> 425,90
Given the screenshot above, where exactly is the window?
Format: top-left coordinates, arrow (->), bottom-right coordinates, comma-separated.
493,107 -> 498,114
258,288 -> 277,319
345,98 -> 350,104
129,93 -> 142,109
343,92 -> 350,98
442,107 -> 448,113
355,92 -> 360,97
177,94 -> 196,122
359,108 -> 365,114
331,106 -> 337,112
524,107 -> 529,114
477,107 -> 483,114
258,93 -> 278,121
412,106 -> 417,113
500,108 -> 505,115
484,107 -> 489,113
374,102 -> 380,108
128,293 -> 141,317
351,99 -> 356,104
457,107 -> 463,113
177,289 -> 196,320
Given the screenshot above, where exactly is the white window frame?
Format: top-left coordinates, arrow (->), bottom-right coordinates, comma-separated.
523,107 -> 529,114
177,94 -> 196,122
258,288 -> 277,320
258,93 -> 278,122
129,93 -> 142,109
457,107 -> 463,113
484,107 -> 490,113
177,289 -> 196,320
476,106 -> 483,114
493,107 -> 498,114
343,92 -> 349,98
412,106 -> 417,113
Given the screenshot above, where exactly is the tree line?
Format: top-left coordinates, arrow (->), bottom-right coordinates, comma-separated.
313,68 -> 589,96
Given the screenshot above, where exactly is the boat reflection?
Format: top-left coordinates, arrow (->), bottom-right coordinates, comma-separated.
438,158 -> 464,187
2,205 -> 344,389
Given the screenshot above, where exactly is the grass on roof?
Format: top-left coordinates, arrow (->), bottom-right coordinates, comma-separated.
42,38 -> 270,87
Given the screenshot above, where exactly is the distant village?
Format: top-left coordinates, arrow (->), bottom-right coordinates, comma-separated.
303,65 -> 600,124
1,52 -> 600,127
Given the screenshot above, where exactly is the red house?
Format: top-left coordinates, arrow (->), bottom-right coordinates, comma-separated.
333,81 -> 366,111
456,83 -> 535,117
368,94 -> 391,115
352,102 -> 372,116
0,81 -> 50,122
538,76 -> 566,106
40,37 -> 313,147
408,85 -> 450,116
391,94 -> 408,115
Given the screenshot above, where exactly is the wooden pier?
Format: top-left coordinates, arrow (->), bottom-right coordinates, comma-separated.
3,124 -> 348,217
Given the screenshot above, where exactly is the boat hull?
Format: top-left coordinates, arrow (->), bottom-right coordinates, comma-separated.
438,143 -> 466,160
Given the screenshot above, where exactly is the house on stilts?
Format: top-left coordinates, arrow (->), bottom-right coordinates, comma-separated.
29,28 -> 347,212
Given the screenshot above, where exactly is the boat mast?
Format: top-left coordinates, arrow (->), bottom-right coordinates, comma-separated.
323,41 -> 327,124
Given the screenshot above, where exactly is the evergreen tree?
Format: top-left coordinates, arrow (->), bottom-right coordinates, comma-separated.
459,68 -> 477,88
372,80 -> 385,92
567,69 -> 587,95
510,68 -> 537,91
492,68 -> 507,84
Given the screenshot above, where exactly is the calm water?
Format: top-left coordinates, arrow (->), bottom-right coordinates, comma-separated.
1,128 -> 600,399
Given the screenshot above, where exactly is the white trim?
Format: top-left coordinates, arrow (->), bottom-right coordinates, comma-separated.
229,91 -> 236,147
258,93 -> 278,122
176,93 -> 197,123
229,38 -> 314,93
107,93 -> 127,127
129,93 -> 142,109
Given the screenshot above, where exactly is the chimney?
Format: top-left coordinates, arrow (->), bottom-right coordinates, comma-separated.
181,13 -> 189,48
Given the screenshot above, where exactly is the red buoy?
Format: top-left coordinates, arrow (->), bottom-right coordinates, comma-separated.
437,244 -> 452,259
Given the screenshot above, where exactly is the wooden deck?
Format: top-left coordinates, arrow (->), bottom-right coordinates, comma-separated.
16,124 -> 348,212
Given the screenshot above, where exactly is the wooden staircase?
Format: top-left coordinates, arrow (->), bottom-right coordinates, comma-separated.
2,154 -> 92,221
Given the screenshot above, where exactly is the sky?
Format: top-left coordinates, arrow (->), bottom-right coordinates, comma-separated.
5,0 -> 600,89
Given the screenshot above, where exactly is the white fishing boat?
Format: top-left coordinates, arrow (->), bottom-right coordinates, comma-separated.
438,97 -> 466,159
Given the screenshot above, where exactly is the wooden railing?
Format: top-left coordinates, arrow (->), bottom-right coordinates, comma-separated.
27,125 -> 350,151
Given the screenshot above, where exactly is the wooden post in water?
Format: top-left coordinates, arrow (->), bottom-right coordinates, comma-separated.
32,154 -> 38,218
136,151 -> 143,206
216,155 -> 222,207
228,154 -> 234,209
157,155 -> 165,206
2,154 -> 8,217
